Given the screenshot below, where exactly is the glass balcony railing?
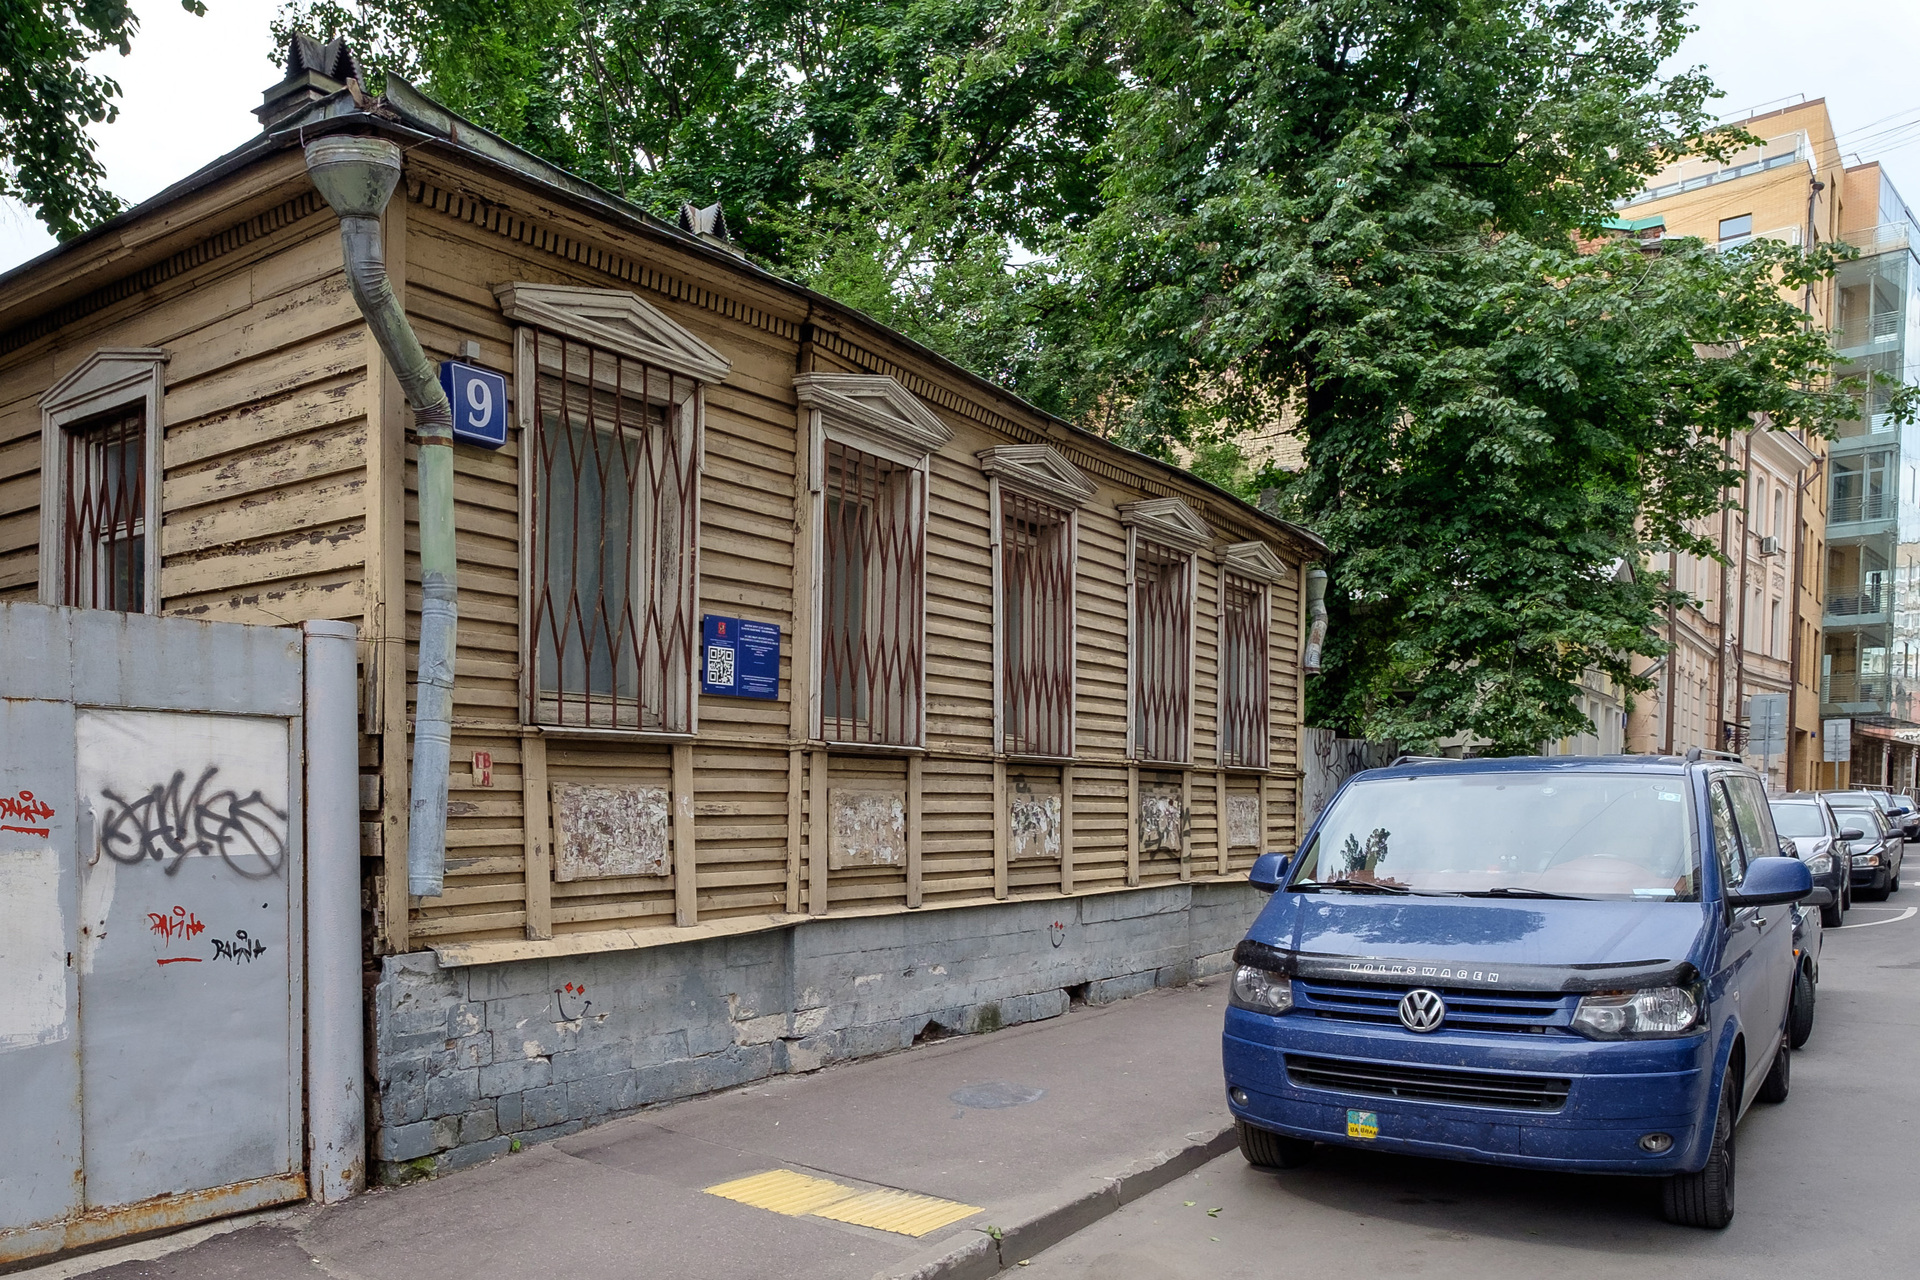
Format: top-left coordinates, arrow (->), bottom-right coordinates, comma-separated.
1824,671 -> 1888,706
1827,584 -> 1890,617
1621,132 -> 1813,208
1830,492 -> 1893,523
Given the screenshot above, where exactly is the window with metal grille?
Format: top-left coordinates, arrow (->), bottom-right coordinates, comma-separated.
820,439 -> 925,746
1000,491 -> 1074,757
527,331 -> 700,731
1132,538 -> 1192,763
1219,574 -> 1270,767
62,406 -> 147,611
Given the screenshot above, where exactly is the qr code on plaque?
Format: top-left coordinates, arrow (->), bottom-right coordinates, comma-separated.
706,645 -> 735,688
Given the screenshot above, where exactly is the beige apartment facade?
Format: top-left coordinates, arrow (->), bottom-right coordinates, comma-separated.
1619,100 -> 1842,790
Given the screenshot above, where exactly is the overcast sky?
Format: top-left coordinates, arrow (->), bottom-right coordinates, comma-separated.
2,0 -> 1918,274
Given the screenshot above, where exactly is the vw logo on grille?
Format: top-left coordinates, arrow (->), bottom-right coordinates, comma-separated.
1398,988 -> 1446,1033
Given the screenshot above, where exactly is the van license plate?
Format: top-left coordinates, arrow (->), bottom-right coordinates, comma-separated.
1347,1110 -> 1379,1140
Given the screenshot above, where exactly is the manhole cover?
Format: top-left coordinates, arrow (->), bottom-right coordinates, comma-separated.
949,1081 -> 1046,1109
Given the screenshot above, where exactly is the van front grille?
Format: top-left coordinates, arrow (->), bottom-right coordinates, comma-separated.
1284,1053 -> 1571,1111
1291,978 -> 1574,1034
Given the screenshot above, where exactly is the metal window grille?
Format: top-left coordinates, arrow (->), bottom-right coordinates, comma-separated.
1219,575 -> 1269,768
62,405 -> 146,611
1132,538 -> 1191,763
820,439 -> 925,746
528,330 -> 699,731
1001,492 -> 1073,757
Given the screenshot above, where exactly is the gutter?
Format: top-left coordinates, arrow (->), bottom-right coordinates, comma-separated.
1302,568 -> 1329,674
304,135 -> 455,899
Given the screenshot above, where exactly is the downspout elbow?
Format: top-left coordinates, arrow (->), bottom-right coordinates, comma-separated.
1302,567 -> 1329,675
305,135 -> 456,900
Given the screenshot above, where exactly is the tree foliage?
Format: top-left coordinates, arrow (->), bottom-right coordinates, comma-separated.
1055,0 -> 1873,751
1,0 -> 205,239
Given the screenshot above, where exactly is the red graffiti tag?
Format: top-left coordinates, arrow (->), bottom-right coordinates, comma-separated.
0,789 -> 54,837
149,906 -> 206,963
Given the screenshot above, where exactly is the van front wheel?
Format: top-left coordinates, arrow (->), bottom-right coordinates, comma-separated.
1237,1120 -> 1315,1169
1662,1077 -> 1735,1229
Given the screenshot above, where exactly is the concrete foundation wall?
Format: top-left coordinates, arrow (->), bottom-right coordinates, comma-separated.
368,883 -> 1263,1180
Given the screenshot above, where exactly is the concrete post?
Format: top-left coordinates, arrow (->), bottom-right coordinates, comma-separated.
304,619 -> 365,1201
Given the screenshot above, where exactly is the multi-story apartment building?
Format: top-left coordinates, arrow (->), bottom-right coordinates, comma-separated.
1618,100 -> 1839,790
1821,162 -> 1920,788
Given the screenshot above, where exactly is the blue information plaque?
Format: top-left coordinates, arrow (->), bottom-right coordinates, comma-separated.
437,360 -> 509,449
702,615 -> 780,699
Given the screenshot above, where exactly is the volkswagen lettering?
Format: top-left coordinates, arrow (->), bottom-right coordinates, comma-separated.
1222,753 -> 1814,1229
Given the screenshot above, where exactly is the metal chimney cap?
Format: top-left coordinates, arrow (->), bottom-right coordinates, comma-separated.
304,136 -> 403,219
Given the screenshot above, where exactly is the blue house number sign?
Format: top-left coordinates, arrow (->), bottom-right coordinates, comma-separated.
702,615 -> 780,699
438,360 -> 508,449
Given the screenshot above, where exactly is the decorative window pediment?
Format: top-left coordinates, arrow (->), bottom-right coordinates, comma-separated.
977,444 -> 1096,509
42,348 -> 168,420
1118,497 -> 1212,553
494,282 -> 732,386
795,374 -> 952,460
1220,540 -> 1290,585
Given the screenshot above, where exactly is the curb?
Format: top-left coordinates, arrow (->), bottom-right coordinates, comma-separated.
880,1125 -> 1237,1280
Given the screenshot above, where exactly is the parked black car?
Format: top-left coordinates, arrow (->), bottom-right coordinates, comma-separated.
1858,788 -> 1920,842
1771,793 -> 1852,927
1823,791 -> 1904,900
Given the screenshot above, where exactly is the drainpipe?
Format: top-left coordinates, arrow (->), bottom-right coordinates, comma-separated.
304,136 -> 455,900
1302,568 -> 1329,674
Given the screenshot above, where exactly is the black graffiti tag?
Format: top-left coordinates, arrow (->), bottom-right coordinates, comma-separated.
98,766 -> 288,879
211,930 -> 268,962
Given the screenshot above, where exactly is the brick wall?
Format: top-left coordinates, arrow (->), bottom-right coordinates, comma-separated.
368,883 -> 1263,1180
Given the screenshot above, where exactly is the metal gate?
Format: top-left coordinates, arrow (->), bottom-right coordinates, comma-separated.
0,605 -> 359,1263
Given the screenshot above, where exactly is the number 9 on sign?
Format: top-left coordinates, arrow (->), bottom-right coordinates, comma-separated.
437,360 -> 509,449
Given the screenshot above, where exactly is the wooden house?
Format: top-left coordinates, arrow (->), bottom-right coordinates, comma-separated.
0,40 -> 1324,1178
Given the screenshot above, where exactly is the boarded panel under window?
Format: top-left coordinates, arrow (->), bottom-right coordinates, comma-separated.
828,788 -> 906,869
1226,794 -> 1262,849
1008,774 -> 1062,861
1139,778 -> 1187,854
552,782 -> 670,880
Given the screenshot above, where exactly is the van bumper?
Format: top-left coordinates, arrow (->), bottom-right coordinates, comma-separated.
1222,1007 -> 1713,1175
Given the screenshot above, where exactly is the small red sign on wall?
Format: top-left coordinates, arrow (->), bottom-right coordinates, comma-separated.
471,751 -> 494,788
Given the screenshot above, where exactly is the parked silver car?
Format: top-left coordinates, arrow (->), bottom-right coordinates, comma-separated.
1771,793 -> 1853,927
1822,791 -> 1904,899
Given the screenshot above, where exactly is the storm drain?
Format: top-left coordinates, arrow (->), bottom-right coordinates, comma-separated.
704,1169 -> 982,1237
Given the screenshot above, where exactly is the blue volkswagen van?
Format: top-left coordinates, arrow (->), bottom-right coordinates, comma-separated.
1222,753 -> 1814,1229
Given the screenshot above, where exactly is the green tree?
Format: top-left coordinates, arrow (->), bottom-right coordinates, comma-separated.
1,0 -> 206,239
1054,0 -> 1873,752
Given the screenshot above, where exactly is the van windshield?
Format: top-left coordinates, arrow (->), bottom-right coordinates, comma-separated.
1288,772 -> 1699,901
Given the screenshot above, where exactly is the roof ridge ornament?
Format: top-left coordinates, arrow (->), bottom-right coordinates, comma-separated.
256,31 -> 362,130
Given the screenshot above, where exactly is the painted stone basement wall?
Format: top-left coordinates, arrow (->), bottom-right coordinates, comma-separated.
369,882 -> 1263,1180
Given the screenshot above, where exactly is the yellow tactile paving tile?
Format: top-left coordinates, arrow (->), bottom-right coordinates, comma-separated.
810,1187 -> 984,1237
704,1169 -> 859,1216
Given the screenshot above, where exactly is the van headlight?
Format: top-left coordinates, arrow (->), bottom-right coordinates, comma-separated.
1569,984 -> 1703,1039
1230,965 -> 1294,1015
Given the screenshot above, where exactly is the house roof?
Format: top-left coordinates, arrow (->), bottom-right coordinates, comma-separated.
0,71 -> 1327,559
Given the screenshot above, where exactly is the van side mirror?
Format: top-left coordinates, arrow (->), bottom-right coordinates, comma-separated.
1839,827 -> 1866,842
1727,855 -> 1814,908
1249,852 -> 1290,893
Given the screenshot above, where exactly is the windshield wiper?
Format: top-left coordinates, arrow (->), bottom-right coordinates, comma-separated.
1455,886 -> 1595,900
1291,879 -> 1414,895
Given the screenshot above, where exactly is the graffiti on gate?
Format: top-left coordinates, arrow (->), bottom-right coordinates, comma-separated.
0,789 -> 54,838
98,766 -> 288,879
149,905 -> 207,964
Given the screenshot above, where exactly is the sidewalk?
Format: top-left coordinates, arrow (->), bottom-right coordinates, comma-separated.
36,981 -> 1236,1280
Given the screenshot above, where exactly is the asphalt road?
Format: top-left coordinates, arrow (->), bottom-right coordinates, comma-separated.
1012,899 -> 1920,1280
